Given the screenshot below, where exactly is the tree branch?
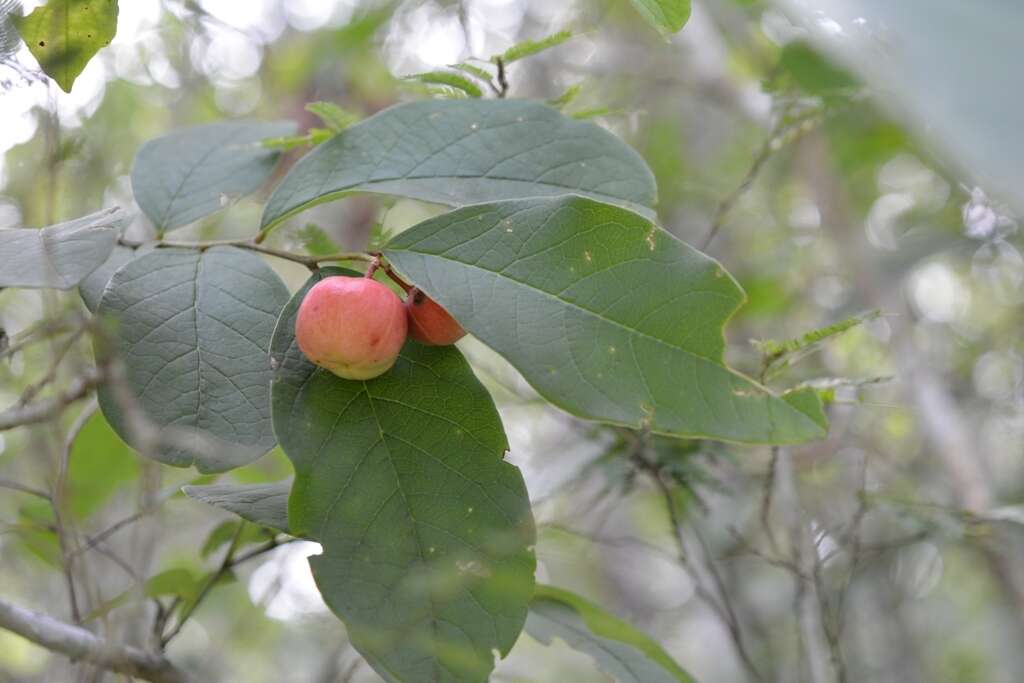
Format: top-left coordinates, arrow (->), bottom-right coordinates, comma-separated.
0,597 -> 190,683
0,366 -> 106,432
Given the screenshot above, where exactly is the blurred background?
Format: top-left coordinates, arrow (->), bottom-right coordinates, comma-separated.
1,1 -> 1023,681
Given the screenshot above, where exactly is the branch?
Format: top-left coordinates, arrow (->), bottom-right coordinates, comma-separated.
0,597 -> 190,683
0,366 -> 106,432
119,237 -> 372,270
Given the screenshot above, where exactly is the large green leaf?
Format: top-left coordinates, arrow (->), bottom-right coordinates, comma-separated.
131,121 -> 296,234
260,99 -> 657,234
12,0 -> 118,93
0,207 -> 123,289
627,0 -> 691,34
527,585 -> 696,683
79,242 -> 155,312
67,411 -> 139,520
96,247 -> 290,472
771,0 -> 1024,216
182,480 -> 293,535
271,268 -> 536,683
385,196 -> 827,445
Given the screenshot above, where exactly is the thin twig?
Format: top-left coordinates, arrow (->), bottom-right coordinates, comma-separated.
0,478 -> 51,501
119,237 -> 373,270
0,366 -> 106,432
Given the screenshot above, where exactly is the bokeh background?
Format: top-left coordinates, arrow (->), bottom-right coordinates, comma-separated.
1,1 -> 1023,681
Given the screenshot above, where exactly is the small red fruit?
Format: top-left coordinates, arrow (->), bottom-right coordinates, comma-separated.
295,276 -> 408,380
405,288 -> 466,346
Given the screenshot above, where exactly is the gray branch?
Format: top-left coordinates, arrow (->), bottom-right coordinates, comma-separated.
0,597 -> 190,683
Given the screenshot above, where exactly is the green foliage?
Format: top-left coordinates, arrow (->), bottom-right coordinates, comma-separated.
527,585 -> 695,682
385,196 -> 827,444
491,30 -> 573,63
304,101 -> 360,131
626,0 -> 690,35
183,481 -> 293,535
12,0 -> 118,92
270,268 -> 536,683
200,521 -> 272,559
754,310 -> 881,380
0,207 -> 123,289
67,411 -> 139,519
95,247 -> 290,472
131,121 -> 296,234
548,83 -> 583,109
772,42 -> 857,97
260,99 -> 657,234
405,71 -> 483,98
293,223 -> 341,256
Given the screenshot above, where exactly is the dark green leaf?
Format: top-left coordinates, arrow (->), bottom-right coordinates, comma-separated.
183,480 -> 293,535
492,30 -> 573,63
406,71 -> 484,98
95,247 -> 290,472
385,196 -> 827,445
260,99 -> 657,234
131,121 -> 296,234
79,242 -> 157,312
12,0 -> 118,93
527,585 -> 696,683
199,520 -> 270,558
0,207 -> 124,289
271,268 -> 536,683
627,0 -> 690,34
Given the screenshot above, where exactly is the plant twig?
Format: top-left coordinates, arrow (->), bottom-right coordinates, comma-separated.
0,366 -> 106,432
0,597 -> 190,683
0,478 -> 51,501
119,237 -> 373,270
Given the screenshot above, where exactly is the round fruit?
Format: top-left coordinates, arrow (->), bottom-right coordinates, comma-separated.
405,289 -> 466,346
294,276 -> 408,380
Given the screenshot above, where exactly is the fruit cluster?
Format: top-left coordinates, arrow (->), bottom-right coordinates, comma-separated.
294,269 -> 465,380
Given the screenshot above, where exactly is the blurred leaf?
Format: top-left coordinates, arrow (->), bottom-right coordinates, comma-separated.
304,101 -> 360,131
492,30 -> 573,63
261,99 -> 657,234
366,221 -> 395,252
67,411 -> 139,519
294,223 -> 341,256
0,0 -> 21,60
12,0 -> 118,92
270,267 -> 536,683
755,310 -> 881,380
527,585 -> 696,682
771,0 -> 1024,216
0,206 -> 124,289
773,41 -> 857,97
183,480 -> 293,535
385,196 -> 828,445
450,62 -> 494,83
199,521 -> 271,559
405,70 -> 483,98
261,128 -> 333,151
626,0 -> 690,35
95,247 -> 290,473
548,83 -> 583,109
131,121 -> 296,234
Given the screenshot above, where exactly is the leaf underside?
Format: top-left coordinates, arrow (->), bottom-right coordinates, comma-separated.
182,481 -> 293,534
385,195 -> 827,445
96,247 -> 290,472
270,268 -> 536,683
13,0 -> 118,92
0,207 -> 124,290
131,120 -> 296,233
260,98 -> 657,232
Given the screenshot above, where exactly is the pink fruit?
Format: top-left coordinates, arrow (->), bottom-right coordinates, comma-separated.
405,289 -> 466,346
295,276 -> 408,380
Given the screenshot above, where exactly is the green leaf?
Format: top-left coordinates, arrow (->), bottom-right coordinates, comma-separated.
527,585 -> 696,683
259,99 -> 657,235
491,30 -> 573,64
95,247 -> 290,472
67,411 -> 139,519
12,0 -> 118,93
182,480 -> 293,535
627,0 -> 690,34
131,121 -> 296,234
304,101 -> 360,131
79,242 -> 158,312
405,71 -> 484,98
199,520 -> 270,559
450,62 -> 494,83
0,207 -> 124,289
548,83 -> 583,109
293,224 -> 341,257
385,196 -> 827,445
270,268 -> 536,683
